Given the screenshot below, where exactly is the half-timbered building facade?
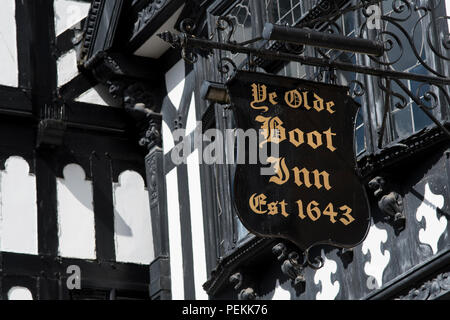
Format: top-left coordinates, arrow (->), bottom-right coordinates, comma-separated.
0,0 -> 449,300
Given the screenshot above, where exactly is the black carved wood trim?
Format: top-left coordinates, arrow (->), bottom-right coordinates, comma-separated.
127,0 -> 185,53
203,237 -> 276,297
358,123 -> 450,179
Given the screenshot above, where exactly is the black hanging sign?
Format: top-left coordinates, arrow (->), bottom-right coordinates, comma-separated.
228,71 -> 370,251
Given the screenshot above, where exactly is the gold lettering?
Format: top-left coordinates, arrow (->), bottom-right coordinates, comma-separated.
267,202 -> 279,215
313,93 -> 324,112
323,128 -> 337,152
269,92 -> 278,105
250,84 -> 272,112
292,167 -> 332,190
326,101 -> 336,114
302,92 -> 312,110
293,167 -> 312,189
267,157 -> 290,185
249,193 -> 267,214
289,128 -> 305,147
256,116 -> 286,147
307,131 -> 323,149
307,201 -> 321,221
339,205 -> 355,225
279,200 -> 290,217
323,203 -> 338,223
312,170 -> 332,190
284,89 -> 303,109
296,200 -> 306,220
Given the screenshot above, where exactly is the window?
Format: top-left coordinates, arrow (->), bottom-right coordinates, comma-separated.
374,0 -> 450,142
382,0 -> 434,140
264,0 -> 311,26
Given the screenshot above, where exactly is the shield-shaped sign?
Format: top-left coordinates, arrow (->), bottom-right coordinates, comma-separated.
228,71 -> 370,251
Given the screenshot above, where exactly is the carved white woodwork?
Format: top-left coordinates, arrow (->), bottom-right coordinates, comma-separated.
271,279 -> 291,300
113,170 -> 154,264
314,251 -> 340,300
361,224 -> 390,288
57,164 -> 96,259
0,156 -> 38,255
416,183 -> 446,255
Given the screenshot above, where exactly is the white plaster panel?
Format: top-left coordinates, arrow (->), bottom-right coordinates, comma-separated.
75,86 -> 110,106
165,60 -> 185,110
113,171 -> 154,265
57,164 -> 96,260
187,151 -> 208,300
54,0 -> 91,36
0,0 -> 18,87
134,6 -> 185,58
163,121 -> 175,155
8,287 -> 33,300
186,93 -> 197,135
166,168 -> 184,300
57,49 -> 78,87
0,157 -> 38,255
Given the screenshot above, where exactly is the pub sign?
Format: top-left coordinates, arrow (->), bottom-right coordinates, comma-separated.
228,71 -> 370,251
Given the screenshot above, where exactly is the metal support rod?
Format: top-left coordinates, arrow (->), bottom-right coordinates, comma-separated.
157,32 -> 450,86
262,23 -> 385,57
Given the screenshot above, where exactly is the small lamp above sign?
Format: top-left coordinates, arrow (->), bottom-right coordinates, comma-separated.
201,80 -> 230,105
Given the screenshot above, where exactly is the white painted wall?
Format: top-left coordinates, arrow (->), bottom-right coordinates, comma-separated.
166,167 -> 184,300
57,164 -> 96,260
165,60 -> 185,111
75,85 -> 110,106
0,0 -> 18,87
54,0 -> 91,36
8,287 -> 33,300
163,121 -> 175,155
187,151 -> 208,300
113,171 -> 154,265
186,93 -> 197,134
57,49 -> 78,87
0,157 -> 38,255
134,6 -> 185,58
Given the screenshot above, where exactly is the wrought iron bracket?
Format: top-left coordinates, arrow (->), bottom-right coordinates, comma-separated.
158,28 -> 450,86
159,1 -> 450,141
